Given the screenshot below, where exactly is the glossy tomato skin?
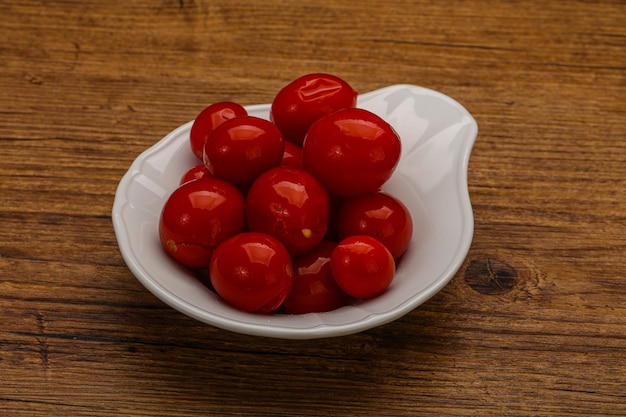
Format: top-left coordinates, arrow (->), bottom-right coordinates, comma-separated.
280,141 -> 303,168
209,232 -> 293,313
330,235 -> 395,299
336,191 -> 413,260
190,101 -> 248,161
179,164 -> 212,185
302,107 -> 401,197
246,166 -> 330,256
159,178 -> 246,269
203,115 -> 284,187
270,73 -> 357,146
281,240 -> 352,314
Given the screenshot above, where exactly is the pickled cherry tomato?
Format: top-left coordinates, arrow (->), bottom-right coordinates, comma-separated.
179,164 -> 212,185
210,232 -> 293,313
189,101 -> 247,161
302,107 -> 401,197
159,178 -> 246,269
203,115 -> 284,187
336,191 -> 413,260
246,166 -> 330,256
270,73 -> 357,146
330,235 -> 395,299
281,240 -> 351,314
280,141 -> 303,168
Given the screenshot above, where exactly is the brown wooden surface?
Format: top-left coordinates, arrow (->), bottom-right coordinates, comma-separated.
2,1 -> 625,416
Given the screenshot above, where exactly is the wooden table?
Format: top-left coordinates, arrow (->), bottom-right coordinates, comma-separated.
2,1 -> 625,415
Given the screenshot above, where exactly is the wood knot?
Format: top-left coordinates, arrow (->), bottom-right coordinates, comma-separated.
464,258 -> 518,295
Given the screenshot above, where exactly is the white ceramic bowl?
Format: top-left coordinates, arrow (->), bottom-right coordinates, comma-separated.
112,84 -> 478,339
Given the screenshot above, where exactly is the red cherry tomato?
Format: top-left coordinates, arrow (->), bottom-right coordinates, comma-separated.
209,232 -> 293,313
270,73 -> 357,146
246,166 -> 330,256
280,141 -> 303,168
189,101 -> 248,161
179,164 -> 212,185
302,108 -> 402,197
203,115 -> 284,187
281,240 -> 352,314
330,235 -> 395,299
336,191 -> 413,260
159,178 -> 246,269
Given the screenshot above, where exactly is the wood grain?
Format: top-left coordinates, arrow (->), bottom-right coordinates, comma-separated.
2,0 -> 625,416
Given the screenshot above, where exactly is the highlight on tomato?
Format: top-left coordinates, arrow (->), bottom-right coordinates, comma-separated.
179,164 -> 212,185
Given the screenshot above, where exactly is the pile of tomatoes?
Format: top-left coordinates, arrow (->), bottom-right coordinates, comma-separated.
159,73 -> 413,315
